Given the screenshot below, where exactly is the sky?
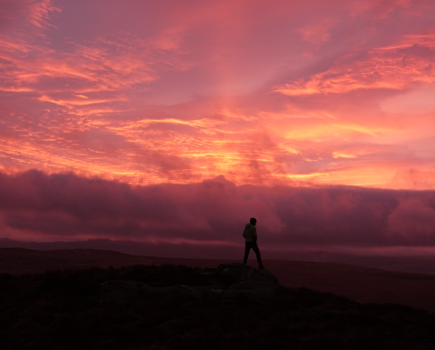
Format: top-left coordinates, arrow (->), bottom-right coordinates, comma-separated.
1,0 -> 435,258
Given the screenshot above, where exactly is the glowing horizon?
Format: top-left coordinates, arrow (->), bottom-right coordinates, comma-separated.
1,0 -> 435,190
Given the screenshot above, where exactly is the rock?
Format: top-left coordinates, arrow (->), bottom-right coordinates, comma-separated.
148,285 -> 204,302
207,264 -> 280,303
101,263 -> 282,304
227,280 -> 278,291
213,289 -> 276,303
102,279 -> 150,291
278,284 -> 296,293
215,263 -> 279,287
101,280 -> 150,302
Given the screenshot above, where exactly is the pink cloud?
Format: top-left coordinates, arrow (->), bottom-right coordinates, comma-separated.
2,170 -> 435,252
1,0 -> 435,193
0,0 -> 60,30
387,198 -> 435,241
275,38 -> 435,96
387,168 -> 435,190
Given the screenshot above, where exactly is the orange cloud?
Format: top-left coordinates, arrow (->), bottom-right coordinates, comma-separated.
276,36 -> 435,96
297,19 -> 337,45
1,0 -> 435,190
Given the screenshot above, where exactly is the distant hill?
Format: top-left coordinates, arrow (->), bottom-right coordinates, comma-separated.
3,237 -> 435,275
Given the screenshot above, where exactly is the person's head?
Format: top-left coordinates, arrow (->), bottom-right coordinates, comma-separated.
250,217 -> 257,225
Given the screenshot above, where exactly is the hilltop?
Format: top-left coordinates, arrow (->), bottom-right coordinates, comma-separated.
2,247 -> 435,311
2,262 -> 435,349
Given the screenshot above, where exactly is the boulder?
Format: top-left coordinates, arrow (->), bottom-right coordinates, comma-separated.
148,285 -> 205,302
101,279 -> 150,291
101,263 -> 281,304
227,280 -> 278,291
215,263 -> 279,287
101,280 -> 150,302
212,289 -> 275,303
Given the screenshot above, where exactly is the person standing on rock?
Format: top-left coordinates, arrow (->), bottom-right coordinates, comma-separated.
243,217 -> 265,269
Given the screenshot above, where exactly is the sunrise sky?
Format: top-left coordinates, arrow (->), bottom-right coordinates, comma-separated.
1,0 -> 435,255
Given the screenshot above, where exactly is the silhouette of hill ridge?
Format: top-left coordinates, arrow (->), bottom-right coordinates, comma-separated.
4,237 -> 435,275
1,262 -> 435,350
3,247 -> 435,312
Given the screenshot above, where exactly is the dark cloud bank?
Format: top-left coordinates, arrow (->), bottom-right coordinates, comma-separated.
2,169 -> 435,272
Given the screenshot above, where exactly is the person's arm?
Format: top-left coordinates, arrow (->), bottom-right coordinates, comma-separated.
253,227 -> 257,242
243,228 -> 246,238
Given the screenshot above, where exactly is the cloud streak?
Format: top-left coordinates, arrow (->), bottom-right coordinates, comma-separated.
1,0 -> 435,192
275,40 -> 435,96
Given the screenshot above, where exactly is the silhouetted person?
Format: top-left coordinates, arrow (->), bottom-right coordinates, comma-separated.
243,217 -> 265,269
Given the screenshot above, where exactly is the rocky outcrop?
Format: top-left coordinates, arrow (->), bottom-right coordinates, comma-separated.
101,280 -> 150,302
101,263 -> 286,304
214,263 -> 278,286
208,263 -> 279,302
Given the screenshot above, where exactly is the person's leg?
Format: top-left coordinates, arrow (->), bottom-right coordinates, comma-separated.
243,242 -> 252,264
251,241 -> 264,268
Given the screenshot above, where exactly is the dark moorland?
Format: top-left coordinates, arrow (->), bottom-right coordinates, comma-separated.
1,263 -> 435,350
4,247 -> 435,311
